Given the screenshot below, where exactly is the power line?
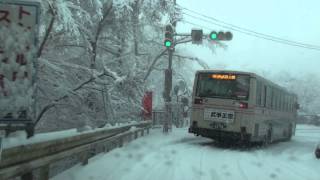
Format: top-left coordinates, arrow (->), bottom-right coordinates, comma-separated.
181,13 -> 320,51
178,4 -> 320,48
177,4 -> 320,51
180,20 -> 212,31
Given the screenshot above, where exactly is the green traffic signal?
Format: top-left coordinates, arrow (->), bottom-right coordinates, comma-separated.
209,31 -> 217,40
164,40 -> 172,47
210,33 -> 217,39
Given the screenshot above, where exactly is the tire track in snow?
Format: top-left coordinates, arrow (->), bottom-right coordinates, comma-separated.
255,150 -> 316,180
236,158 -> 249,180
199,146 -> 205,180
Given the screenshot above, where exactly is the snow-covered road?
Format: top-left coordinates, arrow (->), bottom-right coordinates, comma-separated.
52,124 -> 320,180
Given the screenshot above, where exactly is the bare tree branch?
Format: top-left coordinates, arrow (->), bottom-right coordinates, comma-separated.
143,49 -> 168,81
37,3 -> 56,58
34,103 -> 56,126
98,45 -> 120,56
90,3 -> 113,68
35,71 -> 116,126
54,44 -> 89,50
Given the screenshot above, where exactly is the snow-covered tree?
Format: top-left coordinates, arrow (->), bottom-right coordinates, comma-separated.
32,0 -> 182,132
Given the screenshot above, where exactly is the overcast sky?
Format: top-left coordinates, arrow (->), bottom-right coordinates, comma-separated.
176,0 -> 320,75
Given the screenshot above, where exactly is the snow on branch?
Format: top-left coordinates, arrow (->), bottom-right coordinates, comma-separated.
35,68 -> 118,125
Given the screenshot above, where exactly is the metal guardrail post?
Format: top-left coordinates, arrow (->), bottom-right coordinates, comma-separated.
21,172 -> 33,180
81,151 -> 89,166
134,131 -> 138,139
39,165 -> 50,180
119,137 -> 123,147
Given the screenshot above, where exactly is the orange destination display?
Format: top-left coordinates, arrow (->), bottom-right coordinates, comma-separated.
211,74 -> 236,80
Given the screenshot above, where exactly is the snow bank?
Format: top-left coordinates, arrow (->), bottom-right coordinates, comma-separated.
2,129 -> 78,149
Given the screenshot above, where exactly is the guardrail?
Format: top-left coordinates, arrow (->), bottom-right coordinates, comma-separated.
0,121 -> 151,180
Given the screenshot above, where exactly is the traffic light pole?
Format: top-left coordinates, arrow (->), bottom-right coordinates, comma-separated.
163,49 -> 173,133
163,0 -> 176,133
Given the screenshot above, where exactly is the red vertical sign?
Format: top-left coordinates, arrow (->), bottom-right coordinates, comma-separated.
142,91 -> 152,120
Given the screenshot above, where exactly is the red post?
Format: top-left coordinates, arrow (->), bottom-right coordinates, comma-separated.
142,91 -> 153,120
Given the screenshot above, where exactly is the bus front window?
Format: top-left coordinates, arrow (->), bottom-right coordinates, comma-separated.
196,73 -> 250,100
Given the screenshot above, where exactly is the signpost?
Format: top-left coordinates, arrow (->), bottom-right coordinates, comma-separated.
0,0 -> 40,137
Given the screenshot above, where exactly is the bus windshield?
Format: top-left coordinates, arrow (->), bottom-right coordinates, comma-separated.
196,73 -> 250,100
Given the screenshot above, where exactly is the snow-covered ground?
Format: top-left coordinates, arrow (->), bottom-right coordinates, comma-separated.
52,124 -> 320,180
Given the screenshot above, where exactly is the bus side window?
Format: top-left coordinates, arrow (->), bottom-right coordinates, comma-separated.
280,91 -> 284,111
266,86 -> 272,108
271,88 -> 275,109
279,92 -> 282,111
263,85 -> 267,107
283,93 -> 286,111
277,89 -> 280,111
288,96 -> 291,112
285,95 -> 288,112
256,81 -> 262,106
288,95 -> 291,112
275,89 -> 278,110
290,96 -> 293,112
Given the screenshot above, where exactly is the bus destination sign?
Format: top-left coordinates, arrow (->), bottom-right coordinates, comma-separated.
211,74 -> 236,80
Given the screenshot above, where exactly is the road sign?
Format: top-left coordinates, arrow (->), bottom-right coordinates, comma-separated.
0,1 -> 40,127
191,29 -> 203,44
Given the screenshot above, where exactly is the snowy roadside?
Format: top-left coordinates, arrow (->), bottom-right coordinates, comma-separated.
52,124 -> 320,180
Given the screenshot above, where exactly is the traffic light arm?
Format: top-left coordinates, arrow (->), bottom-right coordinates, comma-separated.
174,33 -> 192,37
175,38 -> 193,45
164,31 -> 232,48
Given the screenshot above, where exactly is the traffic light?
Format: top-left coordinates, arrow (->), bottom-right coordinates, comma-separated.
191,29 -> 203,44
209,31 -> 233,41
164,25 -> 174,48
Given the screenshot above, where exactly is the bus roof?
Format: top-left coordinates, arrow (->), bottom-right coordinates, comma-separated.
196,69 -> 255,76
195,69 -> 297,97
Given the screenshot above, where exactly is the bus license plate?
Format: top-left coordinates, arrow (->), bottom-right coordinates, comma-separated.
210,122 -> 226,129
204,109 -> 234,122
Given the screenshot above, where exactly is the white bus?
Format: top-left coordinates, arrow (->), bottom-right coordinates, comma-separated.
188,70 -> 299,144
